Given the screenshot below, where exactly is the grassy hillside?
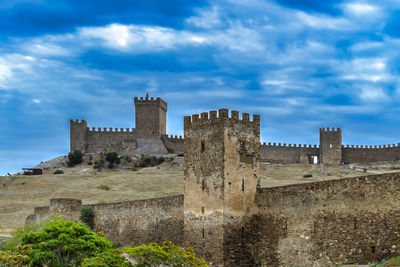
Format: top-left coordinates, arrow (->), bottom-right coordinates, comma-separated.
2,154 -> 397,231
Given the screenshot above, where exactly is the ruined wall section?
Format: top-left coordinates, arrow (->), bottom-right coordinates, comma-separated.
26,195 -> 184,247
183,110 -> 226,264
254,173 -> 400,266
184,109 -> 260,266
134,96 -> 167,139
342,144 -> 400,164
260,143 -> 319,164
86,127 -> 137,154
161,134 -> 184,154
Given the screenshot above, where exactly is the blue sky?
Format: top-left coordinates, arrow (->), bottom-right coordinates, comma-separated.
1,0 -> 400,174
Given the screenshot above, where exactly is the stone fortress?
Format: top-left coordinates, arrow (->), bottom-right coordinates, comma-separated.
28,96 -> 400,266
70,94 -> 184,155
71,95 -> 400,165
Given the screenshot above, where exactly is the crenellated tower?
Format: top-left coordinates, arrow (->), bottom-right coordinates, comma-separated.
134,94 -> 167,139
319,127 -> 342,164
70,119 -> 88,152
183,109 -> 260,266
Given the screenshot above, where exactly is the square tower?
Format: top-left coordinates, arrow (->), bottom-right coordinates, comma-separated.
319,127 -> 342,164
183,109 -> 260,266
134,94 -> 167,139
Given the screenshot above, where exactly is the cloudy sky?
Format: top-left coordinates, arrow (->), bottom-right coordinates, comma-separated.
1,0 -> 400,174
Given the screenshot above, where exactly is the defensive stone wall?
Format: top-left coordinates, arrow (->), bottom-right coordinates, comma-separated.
260,143 -> 319,164
342,143 -> 400,164
253,172 -> 400,266
26,195 -> 184,246
86,127 -> 137,153
161,134 -> 184,154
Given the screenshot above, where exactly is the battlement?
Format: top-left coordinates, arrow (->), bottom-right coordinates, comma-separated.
70,119 -> 87,124
261,142 -> 318,148
88,127 -> 135,133
343,143 -> 400,149
134,94 -> 167,111
165,134 -> 183,140
319,127 -> 342,133
184,109 -> 260,129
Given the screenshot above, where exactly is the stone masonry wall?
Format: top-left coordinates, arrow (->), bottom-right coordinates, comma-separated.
254,173 -> 400,266
26,195 -> 184,247
86,128 -> 137,154
342,144 -> 400,164
260,143 -> 319,164
161,134 -> 184,153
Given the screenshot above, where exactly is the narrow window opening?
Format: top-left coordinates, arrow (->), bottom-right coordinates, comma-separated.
242,178 -> 245,192
240,141 -> 245,151
201,206 -> 205,214
371,246 -> 376,253
202,179 -> 205,191
201,141 -> 205,152
202,228 -> 205,239
330,144 -> 332,148
354,218 -> 357,230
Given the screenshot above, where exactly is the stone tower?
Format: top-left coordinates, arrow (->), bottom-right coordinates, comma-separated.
70,119 -> 88,152
134,94 -> 167,139
183,109 -> 260,266
319,127 -> 342,164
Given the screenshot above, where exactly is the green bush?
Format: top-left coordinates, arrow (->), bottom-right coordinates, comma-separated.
123,241 -> 207,267
20,219 -> 112,266
80,207 -> 95,230
82,249 -> 132,267
53,169 -> 64,174
67,150 -> 83,167
93,159 -> 105,170
106,152 -> 121,169
134,154 -> 165,168
96,184 -> 111,191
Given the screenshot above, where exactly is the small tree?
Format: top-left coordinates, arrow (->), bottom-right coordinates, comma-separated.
21,219 -> 112,266
105,152 -> 120,169
80,207 -> 95,230
67,150 -> 83,167
123,241 -> 207,266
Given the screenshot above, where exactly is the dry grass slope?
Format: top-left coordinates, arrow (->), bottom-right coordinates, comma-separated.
1,156 -> 398,231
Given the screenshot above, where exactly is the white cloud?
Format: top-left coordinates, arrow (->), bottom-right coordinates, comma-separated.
343,3 -> 378,16
360,87 -> 389,101
186,6 -> 222,28
32,99 -> 41,104
296,11 -> 354,31
27,43 -> 70,56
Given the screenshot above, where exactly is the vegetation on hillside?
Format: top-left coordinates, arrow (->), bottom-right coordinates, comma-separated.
67,150 -> 83,167
0,218 -> 207,267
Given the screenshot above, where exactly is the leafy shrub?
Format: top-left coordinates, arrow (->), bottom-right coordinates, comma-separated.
166,157 -> 174,163
82,249 -> 132,267
80,207 -> 95,230
93,159 -> 105,170
134,154 -> 165,168
67,150 -> 83,167
87,161 -> 93,165
96,184 -> 111,191
121,155 -> 132,163
106,152 -> 121,168
53,169 -> 64,174
20,219 -> 112,266
123,241 -> 207,267
0,245 -> 31,266
132,167 -> 139,171
303,174 -> 313,178
97,198 -> 106,204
